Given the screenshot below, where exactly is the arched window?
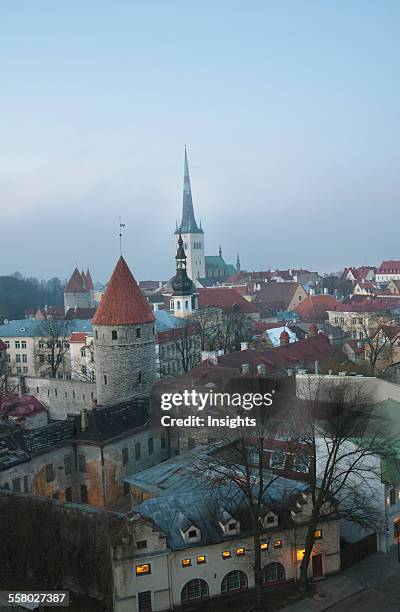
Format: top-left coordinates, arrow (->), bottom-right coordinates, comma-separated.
263,562 -> 286,583
270,449 -> 285,469
221,570 -> 248,593
181,579 -> 209,603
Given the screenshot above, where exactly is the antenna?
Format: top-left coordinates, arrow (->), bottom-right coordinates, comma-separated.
119,216 -> 126,256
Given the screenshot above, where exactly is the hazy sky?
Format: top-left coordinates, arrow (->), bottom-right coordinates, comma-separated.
1,1 -> 399,283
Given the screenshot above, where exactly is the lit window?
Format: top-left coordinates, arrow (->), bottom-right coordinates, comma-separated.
314,530 -> 322,539
236,547 -> 245,556
135,563 -> 151,575
296,549 -> 305,561
273,540 -> 283,549
260,542 -> 269,550
196,555 -> 206,564
222,550 -> 232,559
182,558 -> 192,567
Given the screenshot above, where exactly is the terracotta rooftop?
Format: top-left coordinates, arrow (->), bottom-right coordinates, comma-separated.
198,287 -> 258,314
84,269 -> 94,290
378,261 -> 400,273
65,268 -> 87,293
295,294 -> 338,320
92,256 -> 155,326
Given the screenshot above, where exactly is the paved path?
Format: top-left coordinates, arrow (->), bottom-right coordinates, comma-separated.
282,550 -> 400,612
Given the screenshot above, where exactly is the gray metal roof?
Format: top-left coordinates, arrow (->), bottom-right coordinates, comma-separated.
0,319 -> 93,338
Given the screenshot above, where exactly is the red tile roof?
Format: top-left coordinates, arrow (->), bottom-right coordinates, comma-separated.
218,335 -> 342,373
84,269 -> 94,290
69,332 -> 90,343
92,256 -> 155,326
198,287 -> 258,314
1,394 -> 46,419
65,268 -> 88,293
295,294 -> 338,320
378,260 -> 400,273
331,299 -> 397,313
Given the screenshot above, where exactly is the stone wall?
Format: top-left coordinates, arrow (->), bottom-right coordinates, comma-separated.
10,375 -> 96,419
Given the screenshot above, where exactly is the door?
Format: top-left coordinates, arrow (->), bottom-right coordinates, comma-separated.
312,554 -> 323,578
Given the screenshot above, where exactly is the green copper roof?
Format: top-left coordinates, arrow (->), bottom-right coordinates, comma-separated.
175,148 -> 203,235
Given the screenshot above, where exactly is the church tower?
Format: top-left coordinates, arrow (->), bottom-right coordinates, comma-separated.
170,232 -> 198,318
92,257 -> 156,405
175,148 -> 205,280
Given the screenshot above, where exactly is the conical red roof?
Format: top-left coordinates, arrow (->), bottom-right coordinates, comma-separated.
65,268 -> 87,293
93,257 -> 155,326
85,269 -> 94,290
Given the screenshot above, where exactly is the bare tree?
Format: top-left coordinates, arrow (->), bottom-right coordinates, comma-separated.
293,376 -> 397,589
359,315 -> 400,373
36,319 -> 73,378
174,320 -> 201,373
193,383 -> 286,612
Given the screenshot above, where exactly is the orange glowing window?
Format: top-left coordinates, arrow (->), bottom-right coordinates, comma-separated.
182,558 -> 191,567
196,555 -> 206,564
273,540 -> 283,549
222,550 -> 232,559
135,563 -> 151,575
314,530 -> 322,539
296,549 -> 305,561
260,542 -> 269,550
236,547 -> 245,556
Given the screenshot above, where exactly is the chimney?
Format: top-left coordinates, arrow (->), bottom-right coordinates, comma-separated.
240,342 -> 248,351
80,409 -> 89,432
241,363 -> 250,375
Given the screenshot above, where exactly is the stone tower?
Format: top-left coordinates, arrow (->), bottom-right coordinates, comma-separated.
170,232 -> 198,318
174,147 -> 205,281
64,268 -> 92,314
92,256 -> 156,405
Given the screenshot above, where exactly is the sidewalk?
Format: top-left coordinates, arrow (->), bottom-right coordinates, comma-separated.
281,550 -> 399,612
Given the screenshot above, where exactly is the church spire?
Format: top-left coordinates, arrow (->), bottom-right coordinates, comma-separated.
176,147 -> 203,235
236,252 -> 241,272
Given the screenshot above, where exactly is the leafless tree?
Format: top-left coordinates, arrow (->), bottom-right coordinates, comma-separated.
292,376 -> 397,589
359,315 -> 400,373
174,321 -> 201,373
36,319 -> 73,378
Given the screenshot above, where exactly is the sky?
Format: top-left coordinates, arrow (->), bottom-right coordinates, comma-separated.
1,1 -> 399,283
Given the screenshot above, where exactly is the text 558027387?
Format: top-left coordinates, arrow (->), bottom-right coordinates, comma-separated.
2,591 -> 69,607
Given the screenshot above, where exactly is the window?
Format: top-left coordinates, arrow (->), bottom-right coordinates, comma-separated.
12,478 -> 21,492
81,365 -> 87,376
103,374 -> 108,385
66,372 -> 71,380
64,455 -> 73,475
181,579 -> 209,603
23,475 -> 28,492
52,492 -> 59,500
138,371 -> 142,384
273,540 -> 283,549
78,455 -> 86,473
294,454 -> 310,473
138,591 -> 152,612
80,484 -> 88,503
236,547 -> 245,556
122,447 -> 129,465
263,562 -> 286,583
22,354 -> 27,362
314,530 -> 323,539
160,435 -> 166,450
21,341 -> 26,349
228,522 -> 238,531
389,487 -> 396,506
95,330 -> 98,339
16,354 -> 21,363
16,367 -> 21,373
135,563 -> 151,576
136,328 -> 141,338
112,330 -> 117,340
221,570 -> 248,593
135,442 -> 141,460
15,341 -> 20,349
222,550 -> 231,559
260,542 -> 269,550
65,487 -> 72,502
270,449 -> 286,469
182,558 -> 192,567
188,529 -> 197,539
196,555 -> 206,564
23,367 -> 28,374
5,341 -> 9,348
45,464 -> 55,483
148,437 -> 154,455
123,481 -> 130,496
39,355 -> 45,363
136,540 -> 147,550
267,515 -> 275,524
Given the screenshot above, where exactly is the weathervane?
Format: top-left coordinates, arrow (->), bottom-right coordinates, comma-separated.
119,216 -> 126,255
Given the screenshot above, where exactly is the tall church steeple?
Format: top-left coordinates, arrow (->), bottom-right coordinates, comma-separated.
174,148 -> 205,280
